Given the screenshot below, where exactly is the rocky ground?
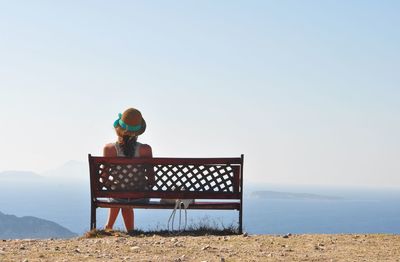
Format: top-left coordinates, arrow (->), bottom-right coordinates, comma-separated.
1,232 -> 400,261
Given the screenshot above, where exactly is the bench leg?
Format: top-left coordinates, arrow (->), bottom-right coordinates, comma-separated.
239,209 -> 243,234
90,203 -> 96,230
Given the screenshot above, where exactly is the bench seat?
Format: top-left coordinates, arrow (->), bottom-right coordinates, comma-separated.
95,200 -> 241,210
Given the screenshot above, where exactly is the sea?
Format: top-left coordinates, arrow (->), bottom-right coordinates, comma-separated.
1,181 -> 399,236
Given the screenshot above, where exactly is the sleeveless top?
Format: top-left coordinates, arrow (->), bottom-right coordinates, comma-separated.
114,141 -> 142,157
109,141 -> 149,191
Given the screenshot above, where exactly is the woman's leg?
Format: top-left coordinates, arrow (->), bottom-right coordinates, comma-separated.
121,208 -> 134,231
105,208 -> 120,230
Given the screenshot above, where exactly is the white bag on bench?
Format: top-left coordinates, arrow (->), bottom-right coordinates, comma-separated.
167,199 -> 194,232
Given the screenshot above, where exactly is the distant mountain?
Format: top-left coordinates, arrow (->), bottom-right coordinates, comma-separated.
251,190 -> 342,200
0,211 -> 77,239
0,171 -> 42,180
0,161 -> 89,185
41,160 -> 88,183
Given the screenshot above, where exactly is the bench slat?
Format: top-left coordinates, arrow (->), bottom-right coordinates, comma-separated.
95,200 -> 241,210
90,156 -> 242,165
94,191 -> 241,199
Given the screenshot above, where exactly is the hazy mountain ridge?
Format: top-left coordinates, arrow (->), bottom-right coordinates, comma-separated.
0,160 -> 88,184
41,160 -> 88,182
0,171 -> 43,180
251,190 -> 342,200
0,211 -> 77,239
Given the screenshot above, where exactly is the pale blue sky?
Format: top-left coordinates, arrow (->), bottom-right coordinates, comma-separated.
0,1 -> 399,187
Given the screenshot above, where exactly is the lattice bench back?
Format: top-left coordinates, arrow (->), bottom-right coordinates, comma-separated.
89,156 -> 243,199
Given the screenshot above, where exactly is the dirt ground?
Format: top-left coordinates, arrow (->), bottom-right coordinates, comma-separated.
1,233 -> 400,261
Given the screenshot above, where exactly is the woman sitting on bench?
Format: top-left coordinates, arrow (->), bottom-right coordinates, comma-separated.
102,107 -> 153,231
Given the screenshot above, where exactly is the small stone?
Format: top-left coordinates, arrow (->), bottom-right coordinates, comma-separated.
242,232 -> 248,237
201,245 -> 211,251
130,246 -> 140,251
220,258 -> 226,262
175,256 -> 186,262
75,248 -> 81,253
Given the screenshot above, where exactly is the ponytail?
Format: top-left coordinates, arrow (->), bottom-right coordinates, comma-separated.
121,135 -> 137,157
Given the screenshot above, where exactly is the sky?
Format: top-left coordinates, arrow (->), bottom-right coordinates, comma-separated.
0,0 -> 399,187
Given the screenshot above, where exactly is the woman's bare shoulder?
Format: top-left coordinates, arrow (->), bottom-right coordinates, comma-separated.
138,143 -> 152,158
103,143 -> 117,157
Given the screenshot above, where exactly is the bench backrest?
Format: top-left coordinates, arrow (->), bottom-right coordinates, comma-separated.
88,155 -> 243,200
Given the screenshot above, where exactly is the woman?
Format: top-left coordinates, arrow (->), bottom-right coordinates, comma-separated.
103,108 -> 153,231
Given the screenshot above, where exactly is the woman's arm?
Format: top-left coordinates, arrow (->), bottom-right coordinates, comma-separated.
103,143 -> 118,157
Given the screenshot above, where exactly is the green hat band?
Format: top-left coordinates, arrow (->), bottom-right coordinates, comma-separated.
113,113 -> 142,132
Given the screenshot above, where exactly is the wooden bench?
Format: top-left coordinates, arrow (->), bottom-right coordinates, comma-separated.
88,154 -> 244,233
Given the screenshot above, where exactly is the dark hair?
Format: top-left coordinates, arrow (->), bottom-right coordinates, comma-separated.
121,135 -> 137,157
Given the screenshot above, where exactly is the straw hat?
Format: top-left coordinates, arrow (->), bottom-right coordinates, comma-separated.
113,108 -> 146,136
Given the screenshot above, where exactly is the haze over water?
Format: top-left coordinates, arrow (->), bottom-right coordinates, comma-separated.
1,165 -> 399,235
